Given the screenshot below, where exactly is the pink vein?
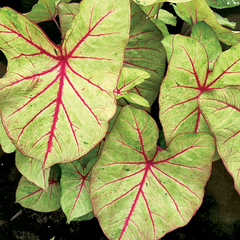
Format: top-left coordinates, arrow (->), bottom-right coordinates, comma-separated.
67,10 -> 114,57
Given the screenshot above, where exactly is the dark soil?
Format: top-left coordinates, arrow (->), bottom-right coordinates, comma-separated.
1,152 -> 240,240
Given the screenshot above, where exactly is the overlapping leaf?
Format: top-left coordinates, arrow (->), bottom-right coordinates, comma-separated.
124,1 -> 166,108
15,150 -> 50,190
16,165 -> 60,212
159,34 -> 240,146
115,68 -> 150,107
0,119 -> 16,153
191,22 -> 222,70
199,87 -> 240,194
25,0 -> 71,23
60,148 -> 98,223
133,0 -> 191,5
90,106 -> 215,240
174,0 -> 240,45
0,0 -> 130,168
58,2 -> 79,37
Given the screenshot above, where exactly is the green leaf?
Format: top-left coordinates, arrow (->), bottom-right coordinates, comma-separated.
175,0 -> 240,45
152,19 -> 170,36
0,0 -> 130,169
159,35 -> 240,146
139,3 -> 170,36
74,211 -> 94,221
90,106 -> 215,239
58,2 -> 80,37
15,150 -> 50,190
124,1 -> 166,108
60,151 -> 98,223
207,0 -> 240,9
190,22 -> 222,70
0,118 -> 16,153
16,165 -> 61,212
214,12 -> 236,30
158,9 -> 177,26
25,0 -> 71,23
121,92 -> 150,107
116,68 -> 150,97
134,0 -> 191,6
199,87 -> 240,193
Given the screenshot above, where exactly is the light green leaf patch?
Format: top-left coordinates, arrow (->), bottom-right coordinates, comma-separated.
159,34 -> 240,146
190,22 -> 222,70
16,165 -> 61,212
174,0 -> 240,45
199,87 -> 240,194
25,0 -> 71,23
214,12 -> 236,30
58,2 -> 80,37
115,68 -> 150,107
0,0 -> 130,168
0,119 -> 16,153
134,0 -> 191,6
15,150 -> 50,190
90,106 -> 215,240
124,1 -> 166,109
60,149 -> 98,223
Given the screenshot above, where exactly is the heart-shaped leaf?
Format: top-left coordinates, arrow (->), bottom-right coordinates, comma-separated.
0,0 -> 130,169
159,34 -> 240,146
0,119 -> 16,153
60,148 -> 98,223
199,87 -> 240,194
16,165 -> 61,212
175,0 -> 240,45
25,0 -> 71,23
124,1 -> 166,108
90,106 -> 215,240
190,22 -> 222,70
15,150 -> 50,190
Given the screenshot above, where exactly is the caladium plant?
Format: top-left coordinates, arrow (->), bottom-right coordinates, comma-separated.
0,0 -> 239,239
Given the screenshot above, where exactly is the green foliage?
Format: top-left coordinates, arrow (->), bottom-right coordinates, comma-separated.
0,0 -> 239,239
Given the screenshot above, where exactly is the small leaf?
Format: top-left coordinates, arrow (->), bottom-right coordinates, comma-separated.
175,0 -> 240,45
121,92 -> 150,107
199,87 -> 240,193
58,2 -> 80,37
207,0 -> 240,9
60,152 -> 97,223
158,9 -> 177,26
90,106 -> 215,240
15,150 -> 50,190
116,68 -> 150,96
25,0 -> 71,23
124,1 -> 166,108
190,22 -> 222,70
214,12 -> 236,30
0,119 -> 16,153
16,165 -> 61,212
